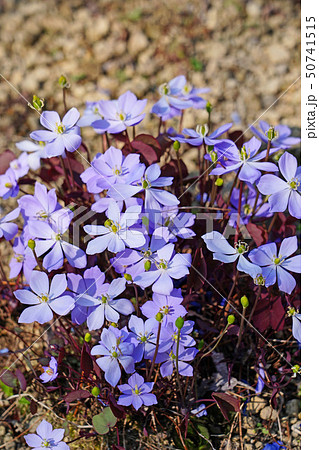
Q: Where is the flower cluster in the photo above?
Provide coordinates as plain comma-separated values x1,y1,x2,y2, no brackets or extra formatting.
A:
1,74,300,447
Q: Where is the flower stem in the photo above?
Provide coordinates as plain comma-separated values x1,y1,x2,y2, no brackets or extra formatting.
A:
175,329,185,409
125,129,133,152
248,285,262,323
59,156,71,191
234,180,244,244
148,321,162,381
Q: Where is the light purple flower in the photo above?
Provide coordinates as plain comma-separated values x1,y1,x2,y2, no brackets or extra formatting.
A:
128,315,157,362
191,404,207,417
135,164,179,211
202,231,261,278
10,153,29,178
0,207,20,240
40,356,58,383
19,182,60,224
91,327,135,387
228,183,272,227
16,139,48,170
9,235,37,282
257,152,301,219
30,108,81,158
151,76,193,118
15,271,75,324
292,312,301,345
178,82,210,109
255,364,265,395
141,289,187,326
210,137,278,183
84,201,145,254
77,101,102,127
135,243,191,295
156,345,198,378
0,168,19,199
117,373,157,410
92,91,147,134
110,231,168,281
171,123,232,147
250,120,300,149
155,206,196,242
24,419,69,449
68,266,107,325
28,208,87,272
248,236,301,294
76,277,134,330
159,320,196,353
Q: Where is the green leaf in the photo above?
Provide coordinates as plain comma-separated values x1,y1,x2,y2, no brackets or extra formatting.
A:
19,397,30,405
0,380,13,397
197,424,210,440
92,407,117,435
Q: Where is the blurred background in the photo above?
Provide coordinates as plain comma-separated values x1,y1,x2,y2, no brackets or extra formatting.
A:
0,0,300,149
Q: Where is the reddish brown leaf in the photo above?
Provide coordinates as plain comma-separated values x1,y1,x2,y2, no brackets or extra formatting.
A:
81,343,93,378
65,390,91,403
0,149,16,174
252,293,286,333
15,369,27,391
211,392,240,421
246,223,268,247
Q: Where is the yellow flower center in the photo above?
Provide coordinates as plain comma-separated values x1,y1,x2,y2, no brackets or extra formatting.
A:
56,123,66,134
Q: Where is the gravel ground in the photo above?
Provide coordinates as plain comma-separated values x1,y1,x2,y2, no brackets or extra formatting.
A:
0,0,301,448
0,0,300,151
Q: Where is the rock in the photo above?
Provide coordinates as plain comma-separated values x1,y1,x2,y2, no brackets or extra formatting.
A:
85,17,110,41
246,396,267,414
266,44,290,64
286,399,301,416
260,406,278,421
128,31,148,57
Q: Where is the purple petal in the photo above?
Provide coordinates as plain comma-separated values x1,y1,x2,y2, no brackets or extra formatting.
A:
62,107,80,128
278,152,297,181
30,271,49,296
19,304,53,324
50,295,74,315
277,266,296,294
279,236,297,259
49,274,67,299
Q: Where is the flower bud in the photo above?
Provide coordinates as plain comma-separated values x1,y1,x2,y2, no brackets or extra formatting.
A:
292,364,301,375
124,273,132,281
84,332,91,343
28,239,36,250
155,312,163,322
206,101,213,114
227,314,235,325
29,94,44,112
144,260,151,271
215,177,223,187
110,322,118,327
240,295,249,309
173,140,180,151
265,126,277,141
175,316,184,330
91,387,100,397
58,75,70,88
131,297,137,305
254,274,265,286
198,339,204,351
